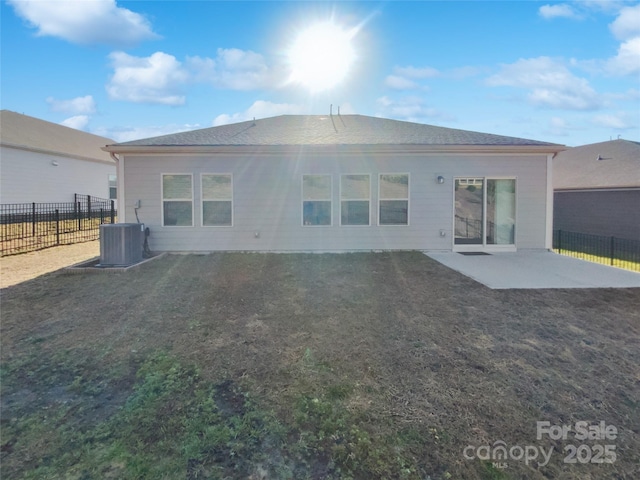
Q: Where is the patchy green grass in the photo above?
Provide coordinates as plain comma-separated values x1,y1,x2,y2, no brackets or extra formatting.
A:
1,350,436,479
1,252,639,479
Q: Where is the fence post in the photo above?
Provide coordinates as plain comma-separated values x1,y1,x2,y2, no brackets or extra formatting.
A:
610,236,615,266
87,196,92,221
55,209,60,245
1,195,122,256
558,230,562,254
32,202,36,237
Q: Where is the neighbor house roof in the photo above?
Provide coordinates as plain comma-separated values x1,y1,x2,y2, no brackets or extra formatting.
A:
105,115,564,153
0,110,115,164
554,139,640,190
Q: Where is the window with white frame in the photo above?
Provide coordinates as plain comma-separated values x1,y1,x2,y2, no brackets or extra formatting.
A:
202,174,233,226
162,174,193,226
341,174,370,225
379,174,409,225
302,175,331,225
108,174,117,200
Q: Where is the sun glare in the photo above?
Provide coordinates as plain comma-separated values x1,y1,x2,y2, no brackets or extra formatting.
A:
287,22,356,92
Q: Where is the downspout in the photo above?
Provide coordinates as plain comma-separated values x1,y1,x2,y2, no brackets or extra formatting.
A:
545,152,557,250
110,152,125,223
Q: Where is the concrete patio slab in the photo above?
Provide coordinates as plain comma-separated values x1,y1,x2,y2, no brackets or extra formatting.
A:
425,250,640,289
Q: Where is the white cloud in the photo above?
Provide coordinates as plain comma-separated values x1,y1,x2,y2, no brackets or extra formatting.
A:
585,4,640,77
384,64,481,91
383,65,440,91
187,48,275,90
583,1,629,13
106,51,189,105
105,48,285,105
603,4,640,76
335,102,356,115
538,2,638,90
7,0,158,47
550,117,570,129
46,95,96,115
486,57,602,110
539,4,581,20
92,123,202,143
375,96,452,123
591,112,636,129
620,88,640,100
545,116,573,137
450,66,483,79
384,75,419,90
60,115,90,131
213,101,308,126
605,36,640,75
609,4,640,40
393,66,440,79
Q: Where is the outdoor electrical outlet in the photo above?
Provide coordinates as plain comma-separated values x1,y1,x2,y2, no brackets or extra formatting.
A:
255,231,260,238
134,200,141,208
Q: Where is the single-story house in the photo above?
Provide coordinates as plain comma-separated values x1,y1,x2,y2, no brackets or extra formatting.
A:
554,139,640,241
103,114,564,253
0,110,116,204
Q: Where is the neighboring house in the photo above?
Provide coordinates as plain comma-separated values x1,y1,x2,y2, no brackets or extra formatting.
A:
553,139,640,241
0,110,116,204
103,114,564,253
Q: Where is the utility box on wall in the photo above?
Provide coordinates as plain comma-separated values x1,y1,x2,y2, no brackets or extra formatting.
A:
100,223,144,266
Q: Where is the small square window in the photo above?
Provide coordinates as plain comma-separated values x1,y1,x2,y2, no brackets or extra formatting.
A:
341,174,370,226
202,174,233,226
302,175,332,226
379,174,409,225
162,174,193,226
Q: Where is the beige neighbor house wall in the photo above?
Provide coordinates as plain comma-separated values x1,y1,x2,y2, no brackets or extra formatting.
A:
1,145,116,204
0,110,115,204
120,149,549,252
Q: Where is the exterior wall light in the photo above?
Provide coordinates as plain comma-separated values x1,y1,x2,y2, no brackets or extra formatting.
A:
51,160,59,166
437,175,445,184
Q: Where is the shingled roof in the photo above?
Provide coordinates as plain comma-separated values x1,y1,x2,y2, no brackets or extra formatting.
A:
110,114,561,148
1,110,114,163
554,139,640,190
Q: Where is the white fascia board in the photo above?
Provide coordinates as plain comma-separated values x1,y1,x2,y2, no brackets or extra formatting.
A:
102,144,566,156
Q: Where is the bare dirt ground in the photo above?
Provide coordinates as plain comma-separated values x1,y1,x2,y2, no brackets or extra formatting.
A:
0,241,99,289
1,251,639,479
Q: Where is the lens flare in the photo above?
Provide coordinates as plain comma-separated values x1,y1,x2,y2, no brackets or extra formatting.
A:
287,22,357,92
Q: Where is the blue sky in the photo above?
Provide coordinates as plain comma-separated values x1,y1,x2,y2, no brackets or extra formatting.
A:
2,0,639,146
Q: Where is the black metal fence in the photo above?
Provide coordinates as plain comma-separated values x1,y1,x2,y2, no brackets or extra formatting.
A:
454,216,509,244
0,194,116,256
455,214,482,242
553,230,640,272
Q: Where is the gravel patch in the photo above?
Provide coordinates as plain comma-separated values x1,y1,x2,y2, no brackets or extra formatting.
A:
0,241,99,289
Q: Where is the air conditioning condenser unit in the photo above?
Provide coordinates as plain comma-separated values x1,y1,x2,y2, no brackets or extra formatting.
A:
100,223,145,266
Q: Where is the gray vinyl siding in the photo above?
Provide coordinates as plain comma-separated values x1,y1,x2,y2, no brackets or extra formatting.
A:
554,190,640,241
123,153,549,252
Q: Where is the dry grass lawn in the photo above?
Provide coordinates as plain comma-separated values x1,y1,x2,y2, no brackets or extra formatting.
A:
1,250,639,479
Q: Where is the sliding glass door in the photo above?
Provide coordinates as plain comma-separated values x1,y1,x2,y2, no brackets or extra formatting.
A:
454,178,484,245
486,179,516,245
455,178,516,249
